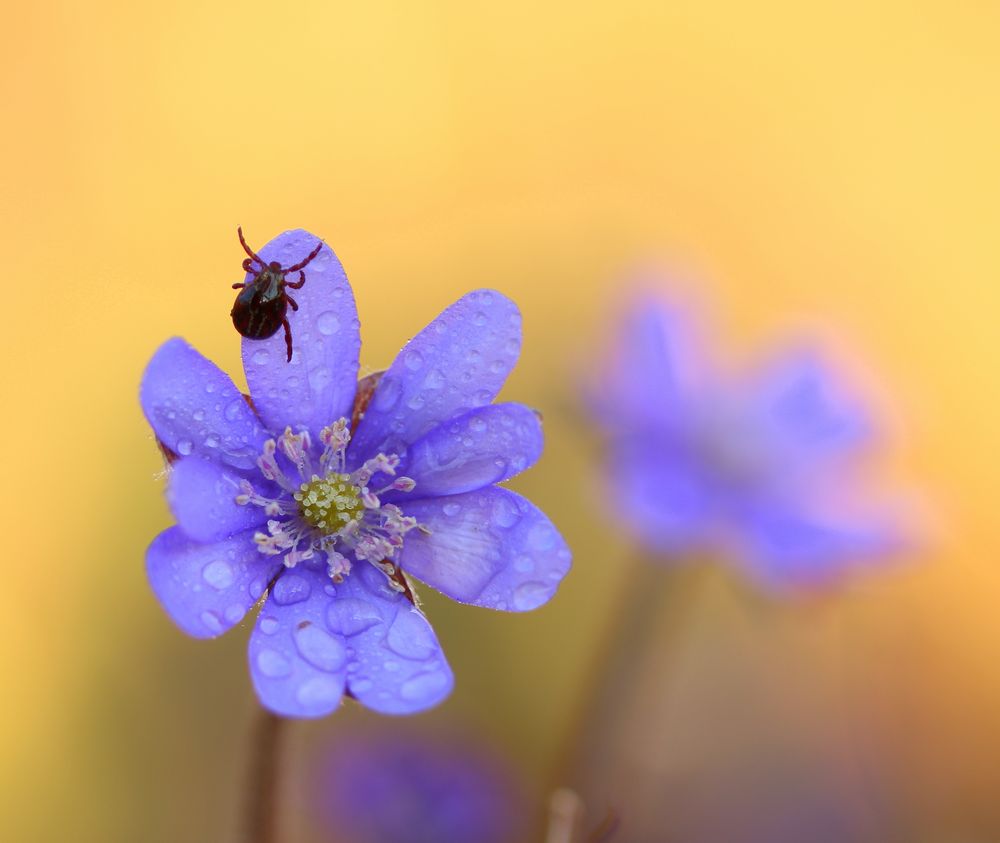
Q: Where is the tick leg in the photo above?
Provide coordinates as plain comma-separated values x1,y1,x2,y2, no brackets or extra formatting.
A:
285,270,306,290
286,294,299,311
285,240,323,273
282,317,293,362
237,227,266,266
232,282,246,289
242,258,258,273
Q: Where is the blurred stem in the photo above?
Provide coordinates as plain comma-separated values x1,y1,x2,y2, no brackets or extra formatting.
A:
553,556,707,835
240,707,286,843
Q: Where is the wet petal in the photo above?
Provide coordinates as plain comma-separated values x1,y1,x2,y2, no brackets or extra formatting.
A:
140,338,269,471
588,295,707,431
241,229,361,440
249,566,349,718
348,289,521,463
335,565,454,714
399,488,571,611
609,435,719,556
395,403,543,499
145,526,281,639
167,458,267,543
745,349,872,465
735,500,899,590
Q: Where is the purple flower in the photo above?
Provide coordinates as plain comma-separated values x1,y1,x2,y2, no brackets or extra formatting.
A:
140,229,571,717
588,292,899,590
313,729,528,843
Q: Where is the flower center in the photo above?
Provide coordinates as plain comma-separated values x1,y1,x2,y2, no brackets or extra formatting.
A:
235,418,423,589
295,473,365,530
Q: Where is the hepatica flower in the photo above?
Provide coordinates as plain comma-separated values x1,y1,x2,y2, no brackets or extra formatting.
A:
313,730,527,843
588,293,898,589
140,229,570,717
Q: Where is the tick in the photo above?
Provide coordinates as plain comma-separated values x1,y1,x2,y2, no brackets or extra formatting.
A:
230,227,323,362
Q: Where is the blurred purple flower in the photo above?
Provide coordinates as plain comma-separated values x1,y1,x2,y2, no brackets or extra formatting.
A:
313,730,528,843
588,292,899,589
140,229,570,718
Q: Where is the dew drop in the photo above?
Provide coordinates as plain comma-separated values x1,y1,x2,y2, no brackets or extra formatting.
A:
469,416,488,433
308,366,332,392
259,616,279,635
201,559,236,591
504,338,520,356
294,623,347,672
400,671,449,702
528,523,557,551
350,678,374,695
200,610,224,634
386,611,436,660
403,350,424,371
492,496,520,528
204,435,219,449
224,398,244,421
272,574,311,606
224,603,244,624
316,311,340,335
473,311,488,326
256,649,293,678
489,360,506,375
406,394,426,411
325,598,381,636
442,502,462,517
514,554,534,573
295,676,341,708
513,581,551,611
252,349,270,366
176,439,194,456
206,382,217,394
372,376,402,411
424,369,446,390
193,409,206,422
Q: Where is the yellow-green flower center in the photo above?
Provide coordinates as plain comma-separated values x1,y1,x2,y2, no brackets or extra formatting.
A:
293,473,364,531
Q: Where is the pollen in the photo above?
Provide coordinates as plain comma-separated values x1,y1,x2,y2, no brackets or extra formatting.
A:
294,473,364,531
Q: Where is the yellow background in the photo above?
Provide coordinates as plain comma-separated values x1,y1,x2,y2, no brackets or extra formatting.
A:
2,1,999,840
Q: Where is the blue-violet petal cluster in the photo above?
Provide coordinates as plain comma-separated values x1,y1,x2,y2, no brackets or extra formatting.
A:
141,229,571,717
588,292,898,589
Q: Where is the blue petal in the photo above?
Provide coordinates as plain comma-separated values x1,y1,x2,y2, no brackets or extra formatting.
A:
399,488,571,611
140,338,269,471
145,526,281,639
167,457,267,543
735,501,898,589
394,403,543,499
335,564,454,714
348,290,521,464
745,349,871,464
240,229,361,440
249,566,349,718
608,435,719,556
589,295,706,431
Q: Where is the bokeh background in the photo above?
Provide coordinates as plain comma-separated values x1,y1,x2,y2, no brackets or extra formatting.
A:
2,1,999,841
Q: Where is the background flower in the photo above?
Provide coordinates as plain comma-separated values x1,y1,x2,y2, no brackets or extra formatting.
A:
140,230,570,717
311,726,530,843
588,291,902,589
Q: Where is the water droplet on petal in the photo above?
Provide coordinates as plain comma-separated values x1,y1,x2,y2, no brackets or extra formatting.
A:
202,560,235,590
272,574,311,606
403,350,424,371
513,581,551,610
528,523,557,551
325,598,381,636
442,502,462,517
469,416,487,433
200,610,224,634
295,676,341,708
204,435,219,449
473,311,488,326
193,409,206,422
252,349,270,366
400,671,449,702
514,554,534,573
259,616,279,635
177,439,194,456
492,496,520,528
316,311,340,335
224,398,245,421
294,623,347,672
224,603,244,624
256,648,293,678
308,366,332,392
386,611,436,660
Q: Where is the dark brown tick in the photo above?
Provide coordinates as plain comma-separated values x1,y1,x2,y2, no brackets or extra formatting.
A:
230,227,323,362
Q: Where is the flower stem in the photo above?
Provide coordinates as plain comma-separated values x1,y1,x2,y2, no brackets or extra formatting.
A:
553,556,707,834
240,706,286,843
